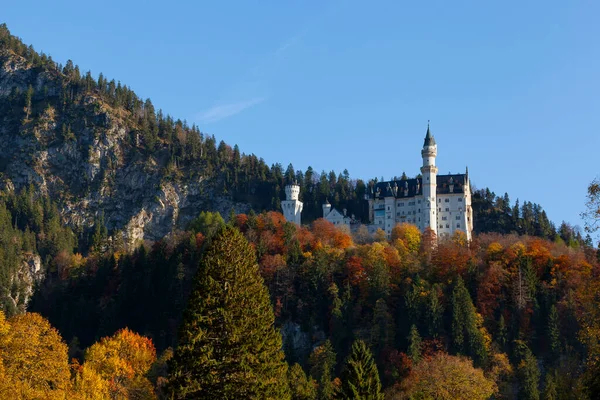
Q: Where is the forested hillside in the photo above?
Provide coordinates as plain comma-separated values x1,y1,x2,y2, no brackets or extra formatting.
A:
9,210,600,398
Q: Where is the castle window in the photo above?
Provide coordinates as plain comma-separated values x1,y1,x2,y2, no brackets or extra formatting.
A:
387,206,390,210
445,208,449,212
457,223,461,228
446,224,450,228
418,209,420,213
438,208,441,212
458,198,463,202
445,198,449,203
398,202,404,207
438,199,442,203
440,225,443,229
456,215,460,220
442,216,447,221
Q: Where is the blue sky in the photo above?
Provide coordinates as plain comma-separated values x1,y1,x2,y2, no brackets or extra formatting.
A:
3,1,599,231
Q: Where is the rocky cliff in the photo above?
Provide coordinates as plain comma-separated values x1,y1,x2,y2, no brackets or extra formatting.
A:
0,46,249,248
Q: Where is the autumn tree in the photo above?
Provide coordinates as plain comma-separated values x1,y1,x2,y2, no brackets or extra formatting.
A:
337,340,384,400
83,328,157,399
397,353,496,400
0,312,71,398
167,226,290,399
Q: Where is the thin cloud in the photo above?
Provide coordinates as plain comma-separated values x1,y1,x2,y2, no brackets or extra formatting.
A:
195,97,266,123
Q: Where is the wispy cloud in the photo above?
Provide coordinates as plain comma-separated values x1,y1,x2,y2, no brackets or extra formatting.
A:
195,97,266,123
194,2,342,125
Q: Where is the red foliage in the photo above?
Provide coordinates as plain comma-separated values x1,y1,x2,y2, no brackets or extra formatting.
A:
344,255,366,286
477,261,509,320
381,349,412,385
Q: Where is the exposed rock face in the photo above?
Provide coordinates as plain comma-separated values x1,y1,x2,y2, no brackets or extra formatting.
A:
0,49,249,245
1,253,43,314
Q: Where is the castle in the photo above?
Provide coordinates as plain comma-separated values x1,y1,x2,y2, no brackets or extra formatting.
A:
365,125,473,240
281,125,473,240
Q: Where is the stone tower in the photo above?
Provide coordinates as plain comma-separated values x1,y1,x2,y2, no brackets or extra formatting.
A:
282,182,303,225
420,123,438,232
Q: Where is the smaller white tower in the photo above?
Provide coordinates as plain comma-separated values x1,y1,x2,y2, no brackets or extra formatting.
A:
282,183,303,225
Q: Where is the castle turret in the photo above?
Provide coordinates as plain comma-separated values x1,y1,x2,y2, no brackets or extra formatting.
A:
420,123,438,232
282,182,303,225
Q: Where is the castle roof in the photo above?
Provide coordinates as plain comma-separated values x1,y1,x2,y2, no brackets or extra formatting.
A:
423,124,436,147
370,174,468,199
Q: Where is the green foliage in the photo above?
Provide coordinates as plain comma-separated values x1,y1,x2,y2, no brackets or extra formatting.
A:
167,226,289,399
288,363,318,400
547,305,560,360
337,340,384,400
543,371,558,400
407,324,422,363
451,277,488,366
515,340,540,400
187,210,225,238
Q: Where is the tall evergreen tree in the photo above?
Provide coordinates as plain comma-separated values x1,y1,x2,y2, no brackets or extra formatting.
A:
288,363,318,400
547,305,560,361
515,340,540,400
167,226,290,399
337,340,384,400
407,325,422,364
451,277,488,365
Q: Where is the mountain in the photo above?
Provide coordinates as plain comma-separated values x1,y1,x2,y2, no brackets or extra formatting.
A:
0,24,260,247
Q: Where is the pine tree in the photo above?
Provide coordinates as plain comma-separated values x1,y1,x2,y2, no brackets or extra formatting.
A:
337,340,384,400
543,371,557,400
288,363,317,400
515,340,540,400
167,226,290,399
451,277,488,365
407,324,422,363
547,305,560,360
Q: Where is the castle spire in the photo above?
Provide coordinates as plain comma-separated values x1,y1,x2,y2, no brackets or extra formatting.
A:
423,121,436,147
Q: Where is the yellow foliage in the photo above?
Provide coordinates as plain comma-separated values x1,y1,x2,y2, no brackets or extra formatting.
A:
391,223,422,254
0,312,72,398
486,242,504,259
72,362,111,400
84,328,157,399
399,353,497,400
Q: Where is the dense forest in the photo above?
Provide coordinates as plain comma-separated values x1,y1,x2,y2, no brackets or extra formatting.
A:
3,208,600,398
2,22,600,399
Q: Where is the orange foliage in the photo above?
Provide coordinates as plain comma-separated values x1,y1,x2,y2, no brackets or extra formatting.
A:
84,328,157,399
311,218,353,249
431,240,472,281
235,213,249,232
195,232,205,249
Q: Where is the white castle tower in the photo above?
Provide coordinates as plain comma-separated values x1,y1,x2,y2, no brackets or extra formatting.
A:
282,182,303,225
420,123,438,232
